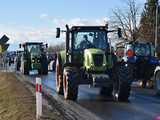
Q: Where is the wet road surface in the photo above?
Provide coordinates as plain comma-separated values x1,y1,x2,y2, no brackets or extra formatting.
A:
27,72,160,120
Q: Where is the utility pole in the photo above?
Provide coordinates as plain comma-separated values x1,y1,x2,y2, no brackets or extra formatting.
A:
133,0,137,41
155,0,158,56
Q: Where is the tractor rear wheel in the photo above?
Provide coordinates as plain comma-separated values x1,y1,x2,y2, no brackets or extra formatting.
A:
55,55,63,95
16,62,20,71
113,64,133,102
21,60,29,75
63,67,78,101
42,57,48,75
24,63,29,75
142,80,147,88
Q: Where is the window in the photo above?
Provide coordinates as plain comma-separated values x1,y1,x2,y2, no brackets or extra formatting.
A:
27,44,41,55
73,31,108,50
134,43,150,56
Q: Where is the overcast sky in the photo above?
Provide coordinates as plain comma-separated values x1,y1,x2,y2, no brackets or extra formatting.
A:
0,0,146,51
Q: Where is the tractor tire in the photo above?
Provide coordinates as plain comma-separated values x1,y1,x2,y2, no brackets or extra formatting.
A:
16,62,20,71
16,59,20,71
55,55,63,95
20,58,29,75
155,71,160,95
42,57,48,75
113,64,133,102
142,80,147,88
42,68,48,75
63,67,78,101
20,55,30,75
100,86,113,97
23,62,29,75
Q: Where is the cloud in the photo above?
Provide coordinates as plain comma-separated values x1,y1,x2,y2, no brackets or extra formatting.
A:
40,13,109,27
40,13,49,20
0,16,111,51
0,24,60,51
52,17,109,27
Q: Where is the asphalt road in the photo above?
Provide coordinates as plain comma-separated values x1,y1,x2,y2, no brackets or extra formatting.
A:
27,71,160,120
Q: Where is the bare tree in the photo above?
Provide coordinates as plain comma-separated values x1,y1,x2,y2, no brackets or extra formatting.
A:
47,42,65,53
112,0,140,41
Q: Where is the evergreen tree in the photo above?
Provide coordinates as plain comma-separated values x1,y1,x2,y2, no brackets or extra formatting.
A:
139,0,160,44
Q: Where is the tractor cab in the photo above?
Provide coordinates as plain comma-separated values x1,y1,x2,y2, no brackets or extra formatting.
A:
116,41,155,61
21,42,47,54
125,41,154,57
56,25,114,72
71,26,108,50
71,26,110,72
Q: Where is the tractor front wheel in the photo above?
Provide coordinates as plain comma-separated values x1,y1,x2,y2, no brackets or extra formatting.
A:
63,67,78,101
21,61,29,75
142,80,147,88
56,56,63,95
113,64,133,102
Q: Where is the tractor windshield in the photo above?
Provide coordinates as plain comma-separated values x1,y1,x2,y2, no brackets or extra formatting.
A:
73,31,108,50
27,44,41,55
134,43,150,56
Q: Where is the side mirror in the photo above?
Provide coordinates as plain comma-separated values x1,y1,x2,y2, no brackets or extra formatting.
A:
118,28,122,38
19,44,21,48
66,24,69,31
56,28,61,38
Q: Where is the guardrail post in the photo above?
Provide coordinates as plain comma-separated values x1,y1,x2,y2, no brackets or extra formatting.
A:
36,77,42,119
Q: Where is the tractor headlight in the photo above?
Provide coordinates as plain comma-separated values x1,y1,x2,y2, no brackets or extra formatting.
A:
32,59,35,63
91,63,94,66
103,63,106,66
90,63,94,70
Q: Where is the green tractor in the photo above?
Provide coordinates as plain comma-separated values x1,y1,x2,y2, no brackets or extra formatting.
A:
55,24,133,101
20,42,48,75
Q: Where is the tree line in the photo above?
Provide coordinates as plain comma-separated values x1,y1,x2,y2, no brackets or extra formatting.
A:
113,0,160,44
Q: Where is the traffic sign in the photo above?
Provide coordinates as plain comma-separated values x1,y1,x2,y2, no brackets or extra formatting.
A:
0,35,9,44
0,35,9,53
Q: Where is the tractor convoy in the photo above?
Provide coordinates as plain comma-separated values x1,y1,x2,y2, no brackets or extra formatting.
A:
14,24,160,101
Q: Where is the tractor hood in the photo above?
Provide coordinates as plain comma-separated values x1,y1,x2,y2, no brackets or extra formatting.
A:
84,48,107,72
84,48,105,55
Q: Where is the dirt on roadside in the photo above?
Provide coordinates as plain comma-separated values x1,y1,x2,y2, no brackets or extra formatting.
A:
0,72,36,120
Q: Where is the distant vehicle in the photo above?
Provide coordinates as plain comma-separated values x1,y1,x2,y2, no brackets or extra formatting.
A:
47,53,57,71
6,51,16,66
15,50,23,71
116,41,159,88
19,42,48,75
55,24,133,101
